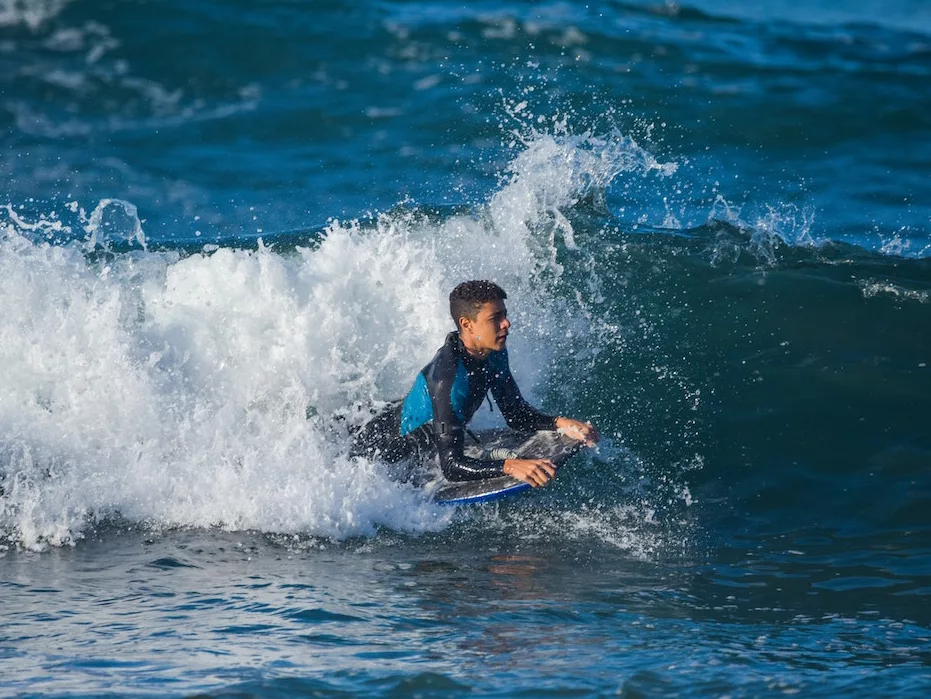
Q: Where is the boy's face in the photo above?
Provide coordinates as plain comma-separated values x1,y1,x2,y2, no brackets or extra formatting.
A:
461,299,511,354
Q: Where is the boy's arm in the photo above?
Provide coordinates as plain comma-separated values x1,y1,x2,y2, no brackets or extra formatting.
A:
490,359,558,433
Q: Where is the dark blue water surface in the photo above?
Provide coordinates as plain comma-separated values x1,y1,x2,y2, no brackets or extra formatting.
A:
2,1,930,696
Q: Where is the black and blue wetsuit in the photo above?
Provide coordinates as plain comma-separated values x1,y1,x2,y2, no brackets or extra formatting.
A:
351,331,557,481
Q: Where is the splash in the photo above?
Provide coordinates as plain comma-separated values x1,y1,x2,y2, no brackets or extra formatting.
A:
0,218,452,550
2,198,147,250
0,128,674,551
879,228,931,259
84,199,147,249
705,195,820,266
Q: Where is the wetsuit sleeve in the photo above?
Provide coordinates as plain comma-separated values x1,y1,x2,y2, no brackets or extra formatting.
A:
427,355,507,481
491,361,558,433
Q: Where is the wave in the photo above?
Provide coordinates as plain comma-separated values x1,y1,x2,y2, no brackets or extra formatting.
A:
0,130,687,551
3,124,929,554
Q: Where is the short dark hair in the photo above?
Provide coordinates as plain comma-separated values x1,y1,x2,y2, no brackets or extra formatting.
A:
449,280,507,329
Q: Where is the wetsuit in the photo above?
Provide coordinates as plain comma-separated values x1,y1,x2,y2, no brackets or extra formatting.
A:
351,332,557,481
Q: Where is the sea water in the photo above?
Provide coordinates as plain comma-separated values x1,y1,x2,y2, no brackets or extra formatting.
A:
1,1,929,696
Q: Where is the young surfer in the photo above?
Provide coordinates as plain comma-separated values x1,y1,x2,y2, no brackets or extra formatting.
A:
351,280,599,487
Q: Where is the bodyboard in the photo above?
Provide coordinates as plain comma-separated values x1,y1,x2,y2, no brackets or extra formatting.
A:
431,429,583,505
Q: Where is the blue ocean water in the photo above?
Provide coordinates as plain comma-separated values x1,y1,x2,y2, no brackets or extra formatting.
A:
1,0,930,696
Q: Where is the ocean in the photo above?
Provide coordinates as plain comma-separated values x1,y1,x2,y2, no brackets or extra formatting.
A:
1,0,930,696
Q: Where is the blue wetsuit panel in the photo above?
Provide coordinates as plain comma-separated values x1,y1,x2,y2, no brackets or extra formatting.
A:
400,373,431,437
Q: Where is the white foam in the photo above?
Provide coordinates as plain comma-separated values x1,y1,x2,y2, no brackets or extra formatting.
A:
859,279,930,304
0,130,668,550
0,0,73,30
